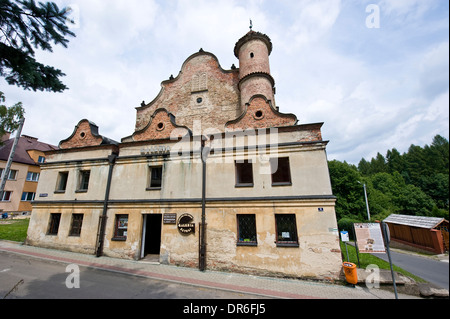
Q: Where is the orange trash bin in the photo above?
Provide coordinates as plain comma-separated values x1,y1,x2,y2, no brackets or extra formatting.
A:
343,262,358,285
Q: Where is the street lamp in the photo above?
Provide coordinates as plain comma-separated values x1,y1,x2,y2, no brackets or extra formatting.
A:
357,181,371,221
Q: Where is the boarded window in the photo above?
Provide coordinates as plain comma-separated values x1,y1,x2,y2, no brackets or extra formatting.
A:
235,160,254,187
69,214,84,237
270,157,292,186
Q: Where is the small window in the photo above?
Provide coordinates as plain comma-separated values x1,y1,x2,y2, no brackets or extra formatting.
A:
77,170,90,192
7,170,17,180
48,213,61,235
270,157,292,186
237,214,257,246
21,192,35,201
26,172,40,182
56,172,69,192
1,191,12,202
38,156,46,163
235,160,253,187
148,166,163,189
113,214,128,240
275,214,299,247
69,214,84,237
250,52,254,58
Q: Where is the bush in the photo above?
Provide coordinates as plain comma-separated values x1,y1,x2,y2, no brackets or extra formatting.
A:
337,217,362,241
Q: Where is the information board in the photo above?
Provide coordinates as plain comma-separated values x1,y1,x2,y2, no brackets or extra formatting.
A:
354,223,386,253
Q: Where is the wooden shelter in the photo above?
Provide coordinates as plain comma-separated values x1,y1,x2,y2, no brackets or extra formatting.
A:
384,214,449,254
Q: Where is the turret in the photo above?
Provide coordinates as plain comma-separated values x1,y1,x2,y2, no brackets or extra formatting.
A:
234,31,276,111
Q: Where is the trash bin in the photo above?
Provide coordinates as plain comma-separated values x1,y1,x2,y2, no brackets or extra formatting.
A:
343,262,358,285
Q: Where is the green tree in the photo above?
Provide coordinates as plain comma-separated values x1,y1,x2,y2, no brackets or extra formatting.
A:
328,160,366,221
0,0,75,92
0,91,24,140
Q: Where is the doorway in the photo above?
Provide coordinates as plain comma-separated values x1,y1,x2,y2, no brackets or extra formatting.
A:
141,214,162,261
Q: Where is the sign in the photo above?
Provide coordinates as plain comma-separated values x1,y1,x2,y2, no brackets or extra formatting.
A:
141,145,171,156
177,213,195,234
163,213,177,224
354,223,386,253
340,231,349,242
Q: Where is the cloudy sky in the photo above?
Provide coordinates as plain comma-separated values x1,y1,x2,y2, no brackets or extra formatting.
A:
1,0,448,164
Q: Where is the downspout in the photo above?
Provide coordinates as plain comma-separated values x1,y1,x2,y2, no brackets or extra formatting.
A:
96,152,118,257
199,137,209,271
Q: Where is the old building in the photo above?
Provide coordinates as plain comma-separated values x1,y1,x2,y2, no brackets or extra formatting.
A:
0,134,58,217
26,30,343,280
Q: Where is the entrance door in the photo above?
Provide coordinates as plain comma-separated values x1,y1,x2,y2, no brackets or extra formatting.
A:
142,214,162,258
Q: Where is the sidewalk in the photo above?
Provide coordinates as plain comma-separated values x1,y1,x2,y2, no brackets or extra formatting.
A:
0,240,421,299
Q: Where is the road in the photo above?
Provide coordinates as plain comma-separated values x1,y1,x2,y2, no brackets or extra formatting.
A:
373,249,449,289
0,251,266,299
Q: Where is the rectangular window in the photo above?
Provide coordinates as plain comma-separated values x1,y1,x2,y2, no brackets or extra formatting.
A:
21,192,35,201
6,170,18,180
148,166,163,189
235,160,254,187
69,214,84,237
270,157,292,186
113,214,128,240
26,172,40,182
1,191,12,201
237,214,257,246
48,213,61,235
38,156,46,163
56,172,69,192
77,170,90,192
275,214,299,247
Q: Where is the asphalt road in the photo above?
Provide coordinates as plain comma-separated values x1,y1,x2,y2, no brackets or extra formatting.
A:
372,249,449,289
0,251,266,299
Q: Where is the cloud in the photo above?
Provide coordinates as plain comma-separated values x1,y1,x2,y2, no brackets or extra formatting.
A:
1,0,448,166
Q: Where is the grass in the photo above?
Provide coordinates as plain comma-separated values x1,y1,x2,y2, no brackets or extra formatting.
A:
340,241,427,283
0,218,30,242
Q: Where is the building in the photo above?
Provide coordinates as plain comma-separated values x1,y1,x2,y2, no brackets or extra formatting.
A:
26,30,343,280
384,214,449,254
0,133,58,217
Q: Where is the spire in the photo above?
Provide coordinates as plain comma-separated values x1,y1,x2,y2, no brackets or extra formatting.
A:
249,19,253,31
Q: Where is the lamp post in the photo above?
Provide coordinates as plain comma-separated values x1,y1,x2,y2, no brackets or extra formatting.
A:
358,181,371,221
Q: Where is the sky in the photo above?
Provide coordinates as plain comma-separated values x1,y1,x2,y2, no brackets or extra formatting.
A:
1,0,448,165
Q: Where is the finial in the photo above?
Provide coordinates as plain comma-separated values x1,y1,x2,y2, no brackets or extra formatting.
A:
249,19,253,31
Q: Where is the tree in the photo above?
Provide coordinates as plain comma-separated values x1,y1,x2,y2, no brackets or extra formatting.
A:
0,91,24,140
0,0,75,92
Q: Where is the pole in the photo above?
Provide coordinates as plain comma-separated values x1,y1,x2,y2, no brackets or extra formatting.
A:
199,136,209,271
0,117,25,201
382,222,398,299
363,183,371,221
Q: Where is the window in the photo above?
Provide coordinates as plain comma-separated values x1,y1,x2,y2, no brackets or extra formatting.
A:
2,169,18,180
235,160,253,187
270,157,292,186
56,172,69,192
1,191,12,201
21,192,35,201
275,214,299,247
148,166,162,189
77,170,90,192
113,214,128,240
237,214,257,246
48,213,61,235
26,172,40,182
69,214,84,237
38,156,46,163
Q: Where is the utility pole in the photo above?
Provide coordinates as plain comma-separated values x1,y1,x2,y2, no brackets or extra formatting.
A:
0,117,25,202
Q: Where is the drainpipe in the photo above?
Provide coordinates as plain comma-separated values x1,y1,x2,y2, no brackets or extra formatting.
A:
199,136,210,271
96,152,118,257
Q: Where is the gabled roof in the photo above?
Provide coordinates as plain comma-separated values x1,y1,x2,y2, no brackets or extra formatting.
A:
384,214,448,229
0,135,58,165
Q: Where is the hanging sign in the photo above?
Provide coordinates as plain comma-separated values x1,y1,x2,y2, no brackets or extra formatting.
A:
354,223,386,253
177,213,195,234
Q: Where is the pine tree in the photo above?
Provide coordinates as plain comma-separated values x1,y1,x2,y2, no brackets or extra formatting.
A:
0,0,75,92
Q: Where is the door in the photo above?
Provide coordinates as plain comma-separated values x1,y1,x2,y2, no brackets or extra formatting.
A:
142,214,162,258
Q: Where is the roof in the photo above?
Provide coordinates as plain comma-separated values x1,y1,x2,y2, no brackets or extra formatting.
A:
384,214,448,229
0,135,59,165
